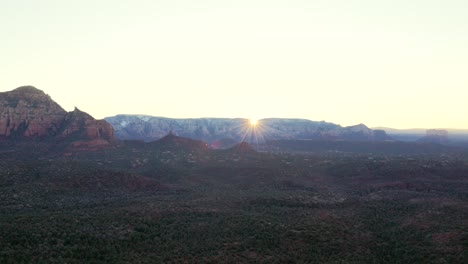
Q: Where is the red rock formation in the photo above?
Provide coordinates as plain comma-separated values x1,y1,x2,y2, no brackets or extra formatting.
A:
0,86,66,138
60,107,114,141
0,86,115,145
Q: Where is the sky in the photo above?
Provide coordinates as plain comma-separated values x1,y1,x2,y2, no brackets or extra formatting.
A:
1,0,467,129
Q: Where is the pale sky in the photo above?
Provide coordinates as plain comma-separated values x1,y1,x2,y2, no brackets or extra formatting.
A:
1,0,467,128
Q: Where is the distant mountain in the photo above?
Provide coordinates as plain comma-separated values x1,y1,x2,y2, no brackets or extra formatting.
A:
373,127,427,135
417,129,450,144
374,127,468,135
105,115,390,145
0,86,115,149
374,127,468,143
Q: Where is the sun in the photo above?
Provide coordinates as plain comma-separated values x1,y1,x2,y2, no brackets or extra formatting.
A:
249,118,258,126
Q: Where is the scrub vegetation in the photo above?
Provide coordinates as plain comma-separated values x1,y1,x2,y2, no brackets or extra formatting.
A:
0,139,467,263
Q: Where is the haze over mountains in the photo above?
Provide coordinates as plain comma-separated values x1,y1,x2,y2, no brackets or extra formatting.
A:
374,127,468,143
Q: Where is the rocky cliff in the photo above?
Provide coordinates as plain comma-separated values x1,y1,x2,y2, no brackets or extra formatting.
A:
105,115,390,145
0,86,66,138
60,107,114,141
0,86,114,145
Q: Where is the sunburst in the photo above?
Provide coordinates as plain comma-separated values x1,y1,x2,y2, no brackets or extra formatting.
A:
249,118,258,126
226,118,287,152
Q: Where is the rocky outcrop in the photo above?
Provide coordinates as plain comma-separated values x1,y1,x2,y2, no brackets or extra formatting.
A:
105,115,390,144
0,86,66,138
60,107,114,140
0,86,114,145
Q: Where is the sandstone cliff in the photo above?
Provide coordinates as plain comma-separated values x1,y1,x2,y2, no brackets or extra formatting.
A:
60,107,114,141
0,86,66,138
0,86,114,145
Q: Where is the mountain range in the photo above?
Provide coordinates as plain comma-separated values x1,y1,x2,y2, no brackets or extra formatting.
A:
105,115,390,146
6,86,467,150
